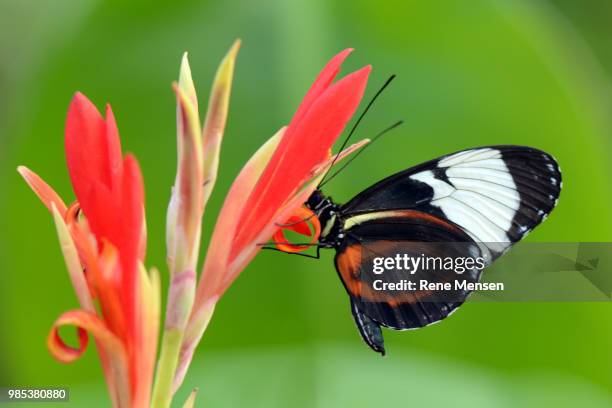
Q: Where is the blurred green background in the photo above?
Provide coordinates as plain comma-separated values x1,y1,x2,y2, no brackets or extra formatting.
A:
1,0,611,406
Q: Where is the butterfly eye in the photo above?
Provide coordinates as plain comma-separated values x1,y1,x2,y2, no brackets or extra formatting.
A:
273,206,321,253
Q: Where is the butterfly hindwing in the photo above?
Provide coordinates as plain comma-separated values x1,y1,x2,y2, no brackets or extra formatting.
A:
335,210,484,352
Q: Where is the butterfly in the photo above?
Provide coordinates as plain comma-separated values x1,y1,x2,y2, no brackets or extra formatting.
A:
271,145,561,355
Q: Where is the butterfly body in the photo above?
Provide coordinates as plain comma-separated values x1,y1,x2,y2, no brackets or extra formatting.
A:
300,145,561,355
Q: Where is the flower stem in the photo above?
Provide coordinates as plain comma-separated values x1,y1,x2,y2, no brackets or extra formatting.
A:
152,269,196,408
151,328,184,408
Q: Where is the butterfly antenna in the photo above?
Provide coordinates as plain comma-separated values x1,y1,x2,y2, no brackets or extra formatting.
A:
317,74,396,188
318,120,403,188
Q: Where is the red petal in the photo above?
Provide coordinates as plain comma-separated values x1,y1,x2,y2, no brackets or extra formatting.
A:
65,93,124,216
289,48,352,133
120,156,145,345
47,309,126,364
232,64,370,259
104,104,124,184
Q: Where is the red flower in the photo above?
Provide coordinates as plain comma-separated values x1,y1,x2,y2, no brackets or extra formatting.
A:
174,48,371,390
202,48,370,303
19,45,374,406
65,94,146,337
19,94,158,408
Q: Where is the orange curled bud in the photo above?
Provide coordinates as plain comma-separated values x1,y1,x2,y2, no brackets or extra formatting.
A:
273,206,321,253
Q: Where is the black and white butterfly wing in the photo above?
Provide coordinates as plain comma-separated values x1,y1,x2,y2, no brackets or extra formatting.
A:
334,146,561,353
341,146,561,261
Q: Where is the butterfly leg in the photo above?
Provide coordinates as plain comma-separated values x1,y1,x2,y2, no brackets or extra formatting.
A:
350,298,385,356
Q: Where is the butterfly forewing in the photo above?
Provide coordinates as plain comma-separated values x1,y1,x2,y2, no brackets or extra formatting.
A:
340,146,561,259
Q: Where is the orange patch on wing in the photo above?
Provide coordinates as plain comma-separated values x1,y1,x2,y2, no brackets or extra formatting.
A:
335,244,363,297
337,239,453,306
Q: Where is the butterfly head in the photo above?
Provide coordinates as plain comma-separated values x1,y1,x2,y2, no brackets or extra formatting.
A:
305,189,340,242
305,189,327,211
